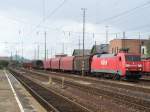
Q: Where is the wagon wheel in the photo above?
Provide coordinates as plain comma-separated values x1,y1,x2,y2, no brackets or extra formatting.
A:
113,73,121,80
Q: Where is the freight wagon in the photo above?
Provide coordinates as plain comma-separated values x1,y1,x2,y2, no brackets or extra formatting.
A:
73,55,91,74
32,60,44,69
44,55,92,74
60,56,74,72
43,59,51,70
51,57,61,71
22,62,32,69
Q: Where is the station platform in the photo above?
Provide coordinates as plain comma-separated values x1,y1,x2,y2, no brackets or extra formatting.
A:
0,70,46,112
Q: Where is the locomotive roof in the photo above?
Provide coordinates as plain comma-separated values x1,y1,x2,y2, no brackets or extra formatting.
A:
96,52,141,58
96,53,116,58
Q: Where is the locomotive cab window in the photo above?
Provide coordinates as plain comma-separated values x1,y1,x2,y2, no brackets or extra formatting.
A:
125,55,141,61
97,54,101,57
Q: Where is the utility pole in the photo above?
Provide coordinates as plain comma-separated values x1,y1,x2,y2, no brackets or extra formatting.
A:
16,50,17,61
34,48,36,60
139,32,141,54
105,25,109,44
81,8,86,77
122,32,126,52
37,44,40,59
43,0,47,61
93,33,96,52
21,35,23,63
44,31,47,61
62,42,64,54
116,33,118,39
47,49,48,59
36,31,40,59
93,33,95,44
10,51,12,61
51,48,53,58
19,30,23,63
95,41,97,52
78,37,81,50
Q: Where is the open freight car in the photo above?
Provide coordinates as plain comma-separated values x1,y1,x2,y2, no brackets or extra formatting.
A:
32,60,44,69
73,55,92,74
43,59,51,70
23,62,32,69
51,57,61,71
60,56,74,72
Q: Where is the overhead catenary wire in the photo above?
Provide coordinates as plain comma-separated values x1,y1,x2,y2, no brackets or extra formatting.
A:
26,0,68,37
1,0,150,58
126,24,150,31
1,0,149,33
55,0,150,40
2,0,149,39
96,0,150,24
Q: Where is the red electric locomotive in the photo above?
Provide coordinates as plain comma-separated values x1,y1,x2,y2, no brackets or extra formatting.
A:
91,52,143,80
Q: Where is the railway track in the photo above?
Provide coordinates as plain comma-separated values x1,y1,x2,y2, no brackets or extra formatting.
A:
20,68,150,112
9,68,92,112
28,69,150,94
140,78,150,83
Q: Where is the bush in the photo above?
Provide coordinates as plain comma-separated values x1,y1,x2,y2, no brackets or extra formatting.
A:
0,60,9,69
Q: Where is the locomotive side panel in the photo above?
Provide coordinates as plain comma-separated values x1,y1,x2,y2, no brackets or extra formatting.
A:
142,60,150,73
91,54,124,76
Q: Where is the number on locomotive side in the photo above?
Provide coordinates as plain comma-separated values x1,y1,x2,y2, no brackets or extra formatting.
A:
101,60,108,65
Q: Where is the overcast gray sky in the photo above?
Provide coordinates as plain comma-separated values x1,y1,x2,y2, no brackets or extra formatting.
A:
0,0,150,59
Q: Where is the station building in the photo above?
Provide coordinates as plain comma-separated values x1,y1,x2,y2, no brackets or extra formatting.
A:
109,39,148,56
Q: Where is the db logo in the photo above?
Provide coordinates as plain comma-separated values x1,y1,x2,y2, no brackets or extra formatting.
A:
101,60,108,65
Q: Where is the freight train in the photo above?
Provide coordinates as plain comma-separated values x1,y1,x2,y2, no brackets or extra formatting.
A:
23,52,147,80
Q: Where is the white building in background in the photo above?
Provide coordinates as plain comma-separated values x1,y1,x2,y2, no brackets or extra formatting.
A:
141,45,147,56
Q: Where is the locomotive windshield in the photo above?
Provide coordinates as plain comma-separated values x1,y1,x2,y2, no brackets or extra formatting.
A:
125,55,141,61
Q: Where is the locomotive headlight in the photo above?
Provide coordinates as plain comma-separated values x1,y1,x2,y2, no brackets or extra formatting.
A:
126,64,130,67
138,64,142,68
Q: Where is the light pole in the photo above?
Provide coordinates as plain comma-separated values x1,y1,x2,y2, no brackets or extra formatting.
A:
44,31,47,61
81,8,86,76
105,25,109,44
36,31,40,59
19,30,23,64
139,32,141,54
